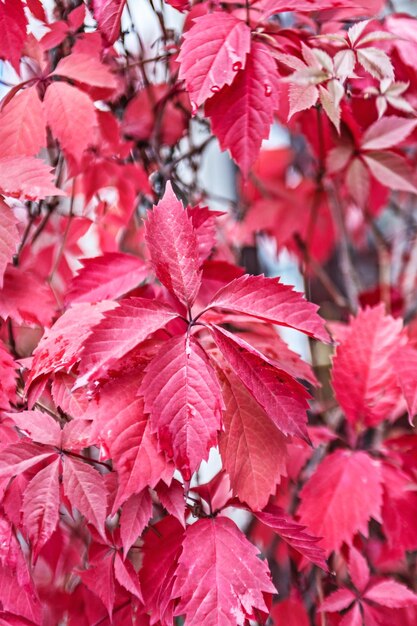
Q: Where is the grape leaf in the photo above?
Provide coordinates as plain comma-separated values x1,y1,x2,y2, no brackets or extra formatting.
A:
91,0,126,45
0,87,46,158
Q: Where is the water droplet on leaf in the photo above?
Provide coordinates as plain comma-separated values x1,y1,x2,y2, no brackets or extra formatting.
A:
264,83,272,97
233,61,242,71
211,85,220,93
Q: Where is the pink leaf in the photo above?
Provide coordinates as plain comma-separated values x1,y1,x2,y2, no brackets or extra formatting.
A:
364,580,417,608
172,516,275,626
79,552,115,618
361,116,417,151
211,325,311,440
6,410,61,447
348,546,370,593
62,456,108,533
0,156,64,200
87,373,173,510
331,305,404,428
140,334,224,477
66,252,148,304
254,505,328,570
51,373,89,419
0,442,57,479
205,41,279,176
393,344,417,424
0,342,17,410
0,266,56,327
298,449,383,555
0,86,46,158
363,150,417,194
51,53,117,90
178,12,251,108
320,589,356,612
113,552,142,600
43,82,97,164
91,0,126,45
218,368,288,511
119,490,153,557
0,199,19,288
22,457,61,556
78,298,179,384
144,182,202,307
205,274,329,341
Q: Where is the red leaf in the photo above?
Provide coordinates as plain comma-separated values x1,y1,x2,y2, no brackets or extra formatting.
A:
348,546,370,593
187,206,223,265
62,456,108,533
144,182,202,307
78,298,179,384
140,334,224,476
392,344,417,424
205,41,279,175
119,490,153,557
0,0,27,73
205,274,329,341
0,342,17,409
363,151,417,194
51,53,117,90
0,199,19,288
91,0,126,45
254,505,328,570
364,580,417,608
113,552,142,600
6,410,61,447
79,552,115,618
178,13,251,108
51,373,89,419
381,463,417,553
0,87,46,158
211,325,311,440
140,517,184,625
361,116,417,151
270,594,310,626
0,566,42,625
320,589,356,612
0,441,57,480
0,266,56,327
22,457,61,556
298,449,383,555
172,516,275,626
66,253,148,304
156,479,186,527
87,373,173,509
43,82,97,164
331,305,404,428
29,301,116,386
0,156,64,200
218,368,288,511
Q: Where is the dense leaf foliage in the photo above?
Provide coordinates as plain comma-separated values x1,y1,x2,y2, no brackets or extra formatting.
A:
1,0,417,624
